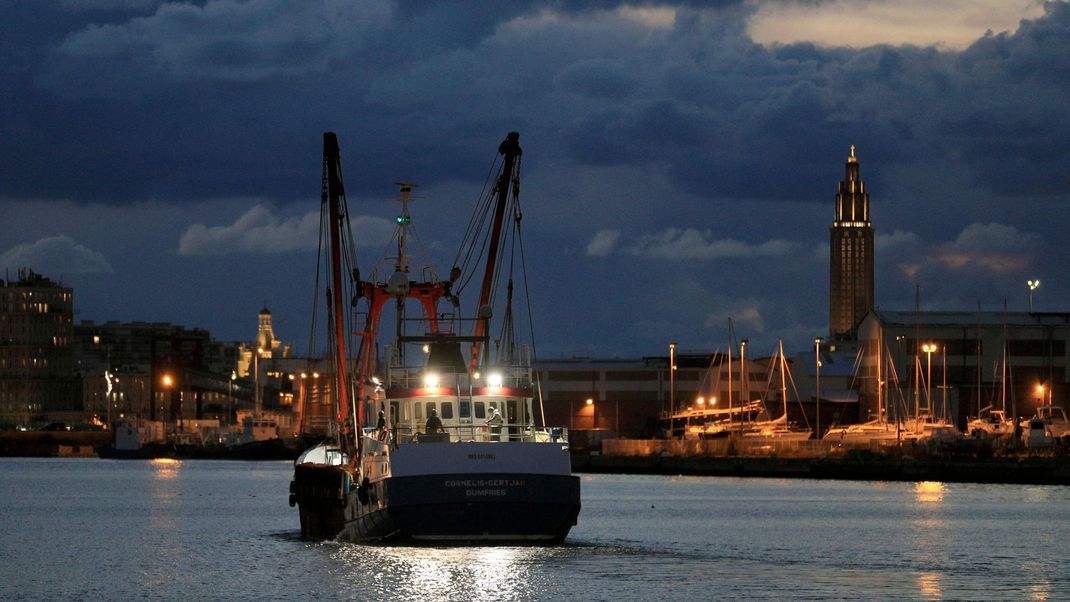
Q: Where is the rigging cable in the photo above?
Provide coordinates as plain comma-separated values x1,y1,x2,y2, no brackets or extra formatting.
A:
512,169,547,427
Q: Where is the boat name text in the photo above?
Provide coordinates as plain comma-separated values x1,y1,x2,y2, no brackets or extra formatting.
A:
445,478,526,489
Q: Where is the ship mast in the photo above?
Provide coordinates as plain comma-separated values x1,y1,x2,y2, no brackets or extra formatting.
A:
470,132,522,370
323,132,355,449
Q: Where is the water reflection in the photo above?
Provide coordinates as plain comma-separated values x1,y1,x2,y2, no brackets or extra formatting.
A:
914,481,945,504
150,457,182,480
148,458,181,545
916,571,942,599
1030,581,1051,601
332,544,551,601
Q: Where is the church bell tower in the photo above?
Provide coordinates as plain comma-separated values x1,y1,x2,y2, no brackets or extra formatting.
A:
829,145,874,340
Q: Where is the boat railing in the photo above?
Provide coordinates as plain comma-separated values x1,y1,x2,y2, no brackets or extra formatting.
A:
373,423,569,445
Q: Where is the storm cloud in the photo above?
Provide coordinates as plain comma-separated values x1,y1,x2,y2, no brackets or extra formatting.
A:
0,0,1067,355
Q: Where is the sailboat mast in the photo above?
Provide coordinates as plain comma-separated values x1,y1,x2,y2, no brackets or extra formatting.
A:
323,132,354,443
876,334,883,422
779,339,788,418
914,284,921,422
727,319,733,427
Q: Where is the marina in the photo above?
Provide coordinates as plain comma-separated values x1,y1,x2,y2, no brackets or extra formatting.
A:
2,3,1070,599
3,458,1069,600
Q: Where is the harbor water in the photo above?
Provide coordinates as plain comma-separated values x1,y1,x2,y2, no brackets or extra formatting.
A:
2,458,1068,600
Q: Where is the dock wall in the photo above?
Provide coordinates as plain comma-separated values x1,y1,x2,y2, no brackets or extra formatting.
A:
573,438,1070,486
0,432,110,457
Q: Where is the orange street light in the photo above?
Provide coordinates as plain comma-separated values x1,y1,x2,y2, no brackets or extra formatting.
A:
162,374,174,387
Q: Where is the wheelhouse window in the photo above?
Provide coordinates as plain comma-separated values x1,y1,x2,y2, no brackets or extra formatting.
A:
415,402,424,420
459,400,471,419
474,401,486,419
441,402,454,420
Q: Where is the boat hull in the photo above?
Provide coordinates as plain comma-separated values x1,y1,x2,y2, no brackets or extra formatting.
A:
339,472,580,543
294,466,580,543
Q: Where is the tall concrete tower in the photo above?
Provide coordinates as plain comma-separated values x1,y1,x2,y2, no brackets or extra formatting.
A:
829,145,874,340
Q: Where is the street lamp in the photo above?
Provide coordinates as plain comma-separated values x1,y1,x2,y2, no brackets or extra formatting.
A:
586,397,595,430
740,339,749,413
1028,279,1040,313
254,347,263,418
1036,383,1047,408
228,370,237,426
921,343,938,415
668,342,677,417
162,373,175,434
815,337,824,438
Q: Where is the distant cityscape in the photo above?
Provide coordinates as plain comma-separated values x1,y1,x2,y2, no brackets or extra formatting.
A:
1,148,1066,443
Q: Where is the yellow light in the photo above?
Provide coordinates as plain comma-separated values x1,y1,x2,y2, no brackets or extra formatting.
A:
697,397,705,405
711,396,717,406
914,481,946,504
422,344,430,353
473,371,481,380
288,374,295,381
1036,384,1045,394
300,372,307,379
424,373,440,387
585,398,593,405
162,374,173,387
922,343,938,353
312,372,320,378
92,335,100,344
488,372,503,387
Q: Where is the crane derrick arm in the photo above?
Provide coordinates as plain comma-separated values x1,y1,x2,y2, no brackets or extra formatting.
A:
470,132,522,370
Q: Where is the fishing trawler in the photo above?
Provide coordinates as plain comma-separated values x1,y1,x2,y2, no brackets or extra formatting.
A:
290,132,580,543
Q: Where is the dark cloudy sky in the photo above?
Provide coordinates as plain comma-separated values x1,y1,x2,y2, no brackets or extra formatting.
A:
2,0,1068,359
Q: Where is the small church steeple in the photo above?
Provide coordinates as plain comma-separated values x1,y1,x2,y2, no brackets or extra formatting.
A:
256,306,275,351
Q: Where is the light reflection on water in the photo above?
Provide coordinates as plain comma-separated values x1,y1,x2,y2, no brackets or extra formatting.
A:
333,544,553,601
914,481,946,503
2,460,1070,600
916,571,942,599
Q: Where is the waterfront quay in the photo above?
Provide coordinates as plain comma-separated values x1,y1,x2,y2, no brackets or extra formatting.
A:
572,437,1070,486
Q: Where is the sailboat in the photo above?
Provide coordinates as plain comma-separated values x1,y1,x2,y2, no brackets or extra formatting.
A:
289,132,580,543
967,336,1015,439
741,340,812,442
824,337,908,445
